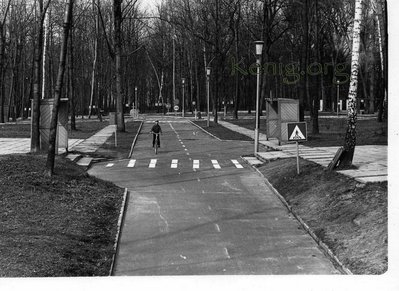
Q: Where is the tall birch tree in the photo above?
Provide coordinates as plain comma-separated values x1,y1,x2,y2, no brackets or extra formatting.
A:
338,0,364,168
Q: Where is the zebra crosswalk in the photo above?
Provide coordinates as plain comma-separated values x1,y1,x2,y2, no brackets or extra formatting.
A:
102,158,246,170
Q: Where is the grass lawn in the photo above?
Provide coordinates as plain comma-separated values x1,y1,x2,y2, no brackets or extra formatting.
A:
257,158,387,275
0,119,108,139
226,117,387,147
0,154,124,277
85,121,142,160
192,120,253,141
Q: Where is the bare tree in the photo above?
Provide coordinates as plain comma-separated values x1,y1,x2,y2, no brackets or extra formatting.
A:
88,0,99,119
0,0,11,124
338,0,365,168
46,0,74,176
31,0,51,153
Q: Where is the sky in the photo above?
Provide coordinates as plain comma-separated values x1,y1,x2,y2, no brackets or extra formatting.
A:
141,0,160,12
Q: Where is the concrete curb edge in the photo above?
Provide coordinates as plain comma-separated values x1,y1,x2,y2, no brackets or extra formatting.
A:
128,120,144,158
247,156,353,275
189,120,222,141
109,188,130,276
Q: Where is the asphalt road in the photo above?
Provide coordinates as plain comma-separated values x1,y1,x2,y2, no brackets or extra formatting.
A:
89,115,339,275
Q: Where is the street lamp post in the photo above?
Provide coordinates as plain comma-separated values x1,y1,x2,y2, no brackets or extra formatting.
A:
182,78,185,117
206,67,211,127
254,41,264,154
336,80,340,116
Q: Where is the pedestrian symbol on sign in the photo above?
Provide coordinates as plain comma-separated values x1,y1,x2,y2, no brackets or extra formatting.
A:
287,122,307,142
289,126,306,141
287,122,307,175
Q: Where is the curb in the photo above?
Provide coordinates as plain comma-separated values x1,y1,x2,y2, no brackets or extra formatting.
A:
189,120,222,141
109,188,130,276
128,120,144,158
246,157,353,275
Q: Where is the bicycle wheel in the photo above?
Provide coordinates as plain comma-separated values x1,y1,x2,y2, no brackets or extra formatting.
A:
155,137,158,154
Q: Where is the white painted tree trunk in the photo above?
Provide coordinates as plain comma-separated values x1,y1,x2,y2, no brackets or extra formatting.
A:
372,0,387,103
42,8,50,99
340,0,364,168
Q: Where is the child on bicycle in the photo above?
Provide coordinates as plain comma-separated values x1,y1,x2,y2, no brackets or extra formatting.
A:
150,120,162,148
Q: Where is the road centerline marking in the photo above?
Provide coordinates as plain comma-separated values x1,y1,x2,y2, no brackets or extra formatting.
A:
224,247,231,259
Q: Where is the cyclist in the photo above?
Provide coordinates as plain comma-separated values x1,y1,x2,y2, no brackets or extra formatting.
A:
150,120,162,148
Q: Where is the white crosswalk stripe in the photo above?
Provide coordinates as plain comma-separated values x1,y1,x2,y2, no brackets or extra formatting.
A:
149,159,157,168
231,159,244,169
171,159,178,168
127,159,136,168
211,160,221,169
103,159,245,170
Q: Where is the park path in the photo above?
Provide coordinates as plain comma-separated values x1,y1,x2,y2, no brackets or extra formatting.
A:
89,117,340,275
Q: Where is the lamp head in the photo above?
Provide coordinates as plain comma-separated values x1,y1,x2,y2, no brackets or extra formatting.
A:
255,41,264,57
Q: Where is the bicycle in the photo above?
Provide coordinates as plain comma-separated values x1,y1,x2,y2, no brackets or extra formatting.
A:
151,132,160,154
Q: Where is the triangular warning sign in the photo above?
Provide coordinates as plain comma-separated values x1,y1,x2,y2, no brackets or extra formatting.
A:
289,125,306,140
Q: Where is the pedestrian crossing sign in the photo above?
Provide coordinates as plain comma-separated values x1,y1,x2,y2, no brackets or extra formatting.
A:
287,122,307,142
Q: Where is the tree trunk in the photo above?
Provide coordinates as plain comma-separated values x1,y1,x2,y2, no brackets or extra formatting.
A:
113,0,125,132
46,0,74,176
0,0,11,123
42,8,50,100
312,0,321,134
89,0,99,119
372,0,387,121
303,0,311,121
68,25,76,130
31,1,48,153
338,0,364,169
369,62,375,113
0,29,5,123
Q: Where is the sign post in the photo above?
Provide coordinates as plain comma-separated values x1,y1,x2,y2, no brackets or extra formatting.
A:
287,122,307,174
114,124,117,147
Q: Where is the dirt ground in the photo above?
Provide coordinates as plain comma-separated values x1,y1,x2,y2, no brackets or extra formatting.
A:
0,154,124,277
257,158,387,275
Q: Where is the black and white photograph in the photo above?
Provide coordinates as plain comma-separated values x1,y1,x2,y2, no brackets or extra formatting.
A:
0,0,396,290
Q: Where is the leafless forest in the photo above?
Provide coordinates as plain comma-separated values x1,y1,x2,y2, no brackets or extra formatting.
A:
0,0,387,129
